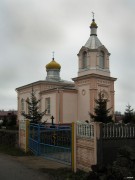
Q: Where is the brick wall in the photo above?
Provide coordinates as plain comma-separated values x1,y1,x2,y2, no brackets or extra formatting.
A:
76,137,95,172
75,122,135,172
75,122,98,172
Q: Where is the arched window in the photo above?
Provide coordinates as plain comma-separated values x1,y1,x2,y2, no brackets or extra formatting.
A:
26,98,29,114
99,51,104,69
45,97,50,114
82,51,87,69
21,98,24,112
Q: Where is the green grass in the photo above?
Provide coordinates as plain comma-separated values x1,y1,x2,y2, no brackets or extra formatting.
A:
0,145,33,156
40,168,88,180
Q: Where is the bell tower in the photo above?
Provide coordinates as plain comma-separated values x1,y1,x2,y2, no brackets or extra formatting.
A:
78,18,110,77
73,16,117,121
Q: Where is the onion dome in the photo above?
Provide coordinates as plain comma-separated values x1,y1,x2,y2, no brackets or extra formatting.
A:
46,58,61,70
90,19,98,28
45,57,61,81
90,19,98,36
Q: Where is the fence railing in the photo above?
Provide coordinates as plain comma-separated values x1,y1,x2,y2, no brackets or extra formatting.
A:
76,122,135,139
102,123,135,139
77,121,94,138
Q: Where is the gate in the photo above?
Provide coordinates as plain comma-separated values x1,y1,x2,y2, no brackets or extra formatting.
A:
29,123,72,165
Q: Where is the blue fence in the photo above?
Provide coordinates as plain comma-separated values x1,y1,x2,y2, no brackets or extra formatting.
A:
29,123,72,165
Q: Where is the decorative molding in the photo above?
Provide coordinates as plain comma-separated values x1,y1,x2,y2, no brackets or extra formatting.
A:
76,80,90,86
100,90,109,99
82,89,86,96
97,79,110,85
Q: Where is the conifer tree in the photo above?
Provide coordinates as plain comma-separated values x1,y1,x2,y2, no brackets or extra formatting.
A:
123,104,134,124
22,88,47,123
89,92,113,123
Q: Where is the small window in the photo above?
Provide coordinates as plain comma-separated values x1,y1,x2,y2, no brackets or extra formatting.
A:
82,51,87,68
99,51,104,69
45,97,50,114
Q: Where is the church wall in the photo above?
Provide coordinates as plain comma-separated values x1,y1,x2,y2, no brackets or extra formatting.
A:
78,68,110,77
63,92,77,123
77,85,90,122
97,79,115,115
17,88,40,121
90,52,97,68
41,93,56,123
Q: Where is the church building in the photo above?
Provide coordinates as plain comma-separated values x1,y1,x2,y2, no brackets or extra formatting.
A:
16,18,117,124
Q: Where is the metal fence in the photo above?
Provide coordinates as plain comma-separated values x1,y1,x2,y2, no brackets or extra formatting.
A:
29,123,72,165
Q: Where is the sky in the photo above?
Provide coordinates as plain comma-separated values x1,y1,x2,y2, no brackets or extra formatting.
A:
0,0,135,113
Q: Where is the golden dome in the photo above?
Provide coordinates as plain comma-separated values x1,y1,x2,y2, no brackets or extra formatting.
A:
90,19,97,28
46,58,61,70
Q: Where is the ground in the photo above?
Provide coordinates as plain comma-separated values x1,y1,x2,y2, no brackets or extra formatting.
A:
0,153,51,180
15,155,70,170
0,147,87,180
0,153,88,179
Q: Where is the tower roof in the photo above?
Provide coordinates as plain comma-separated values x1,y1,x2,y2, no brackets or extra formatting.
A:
84,18,102,49
84,35,102,49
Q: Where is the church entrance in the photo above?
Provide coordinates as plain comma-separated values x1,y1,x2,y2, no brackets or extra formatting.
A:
29,123,72,165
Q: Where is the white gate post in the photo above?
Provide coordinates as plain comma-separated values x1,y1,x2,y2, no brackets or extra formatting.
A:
19,120,30,152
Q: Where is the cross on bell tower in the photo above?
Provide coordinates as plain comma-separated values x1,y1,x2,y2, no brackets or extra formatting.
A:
92,11,94,19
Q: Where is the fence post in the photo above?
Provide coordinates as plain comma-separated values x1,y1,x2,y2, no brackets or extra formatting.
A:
19,120,30,153
93,122,102,165
72,122,77,172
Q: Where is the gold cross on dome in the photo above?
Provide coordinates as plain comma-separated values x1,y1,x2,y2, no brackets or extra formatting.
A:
52,51,55,59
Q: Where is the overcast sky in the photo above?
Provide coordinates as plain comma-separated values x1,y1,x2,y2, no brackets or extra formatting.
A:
0,0,135,113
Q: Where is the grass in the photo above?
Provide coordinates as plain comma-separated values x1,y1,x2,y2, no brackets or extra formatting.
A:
0,145,33,156
40,168,88,180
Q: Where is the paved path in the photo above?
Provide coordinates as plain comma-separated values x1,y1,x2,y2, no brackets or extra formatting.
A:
0,153,51,180
15,155,70,170
0,153,70,180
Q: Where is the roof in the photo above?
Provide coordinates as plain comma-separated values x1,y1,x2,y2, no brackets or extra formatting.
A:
72,73,117,82
84,18,103,50
16,80,75,91
84,35,102,49
46,59,61,70
0,111,17,116
40,86,77,95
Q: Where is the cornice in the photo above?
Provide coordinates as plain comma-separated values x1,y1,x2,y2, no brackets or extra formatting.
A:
16,80,74,92
72,73,117,82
